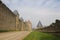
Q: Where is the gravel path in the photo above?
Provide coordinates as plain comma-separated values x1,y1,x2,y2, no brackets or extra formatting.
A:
0,31,31,40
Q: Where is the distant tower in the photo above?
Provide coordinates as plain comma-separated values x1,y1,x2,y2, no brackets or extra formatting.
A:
37,21,43,29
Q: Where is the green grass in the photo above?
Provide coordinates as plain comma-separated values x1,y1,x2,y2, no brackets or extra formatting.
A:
24,31,60,40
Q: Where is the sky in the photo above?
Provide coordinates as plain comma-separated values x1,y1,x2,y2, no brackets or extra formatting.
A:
2,0,60,28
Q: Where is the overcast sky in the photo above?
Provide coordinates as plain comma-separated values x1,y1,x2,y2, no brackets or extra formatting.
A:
2,0,60,28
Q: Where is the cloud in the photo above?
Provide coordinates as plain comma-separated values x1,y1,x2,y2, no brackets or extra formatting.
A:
2,0,60,9
17,6,60,27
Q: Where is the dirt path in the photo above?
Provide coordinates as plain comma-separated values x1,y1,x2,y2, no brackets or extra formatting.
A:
0,31,31,40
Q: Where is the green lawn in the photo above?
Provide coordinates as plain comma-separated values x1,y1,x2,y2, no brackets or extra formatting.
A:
24,31,60,40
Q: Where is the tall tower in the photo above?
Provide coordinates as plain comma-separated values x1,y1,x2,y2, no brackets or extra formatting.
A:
13,10,19,30
37,21,43,29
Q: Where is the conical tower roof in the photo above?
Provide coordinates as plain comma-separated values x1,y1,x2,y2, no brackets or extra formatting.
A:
13,10,19,16
37,21,43,28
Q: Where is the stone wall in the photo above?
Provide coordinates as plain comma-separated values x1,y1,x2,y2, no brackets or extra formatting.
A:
19,19,23,31
27,20,32,31
0,1,16,31
23,20,32,31
0,1,32,31
19,20,32,31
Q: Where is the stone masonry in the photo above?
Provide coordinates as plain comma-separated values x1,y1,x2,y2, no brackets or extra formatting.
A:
0,1,32,31
0,1,16,31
